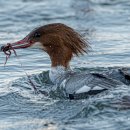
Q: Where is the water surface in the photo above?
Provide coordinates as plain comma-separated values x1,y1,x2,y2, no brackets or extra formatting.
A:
0,0,130,130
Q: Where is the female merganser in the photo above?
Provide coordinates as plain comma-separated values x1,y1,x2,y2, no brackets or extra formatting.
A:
1,23,126,99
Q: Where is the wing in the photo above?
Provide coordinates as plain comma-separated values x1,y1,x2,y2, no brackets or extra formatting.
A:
64,72,123,99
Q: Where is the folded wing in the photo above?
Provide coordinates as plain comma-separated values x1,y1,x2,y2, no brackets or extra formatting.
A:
64,72,123,99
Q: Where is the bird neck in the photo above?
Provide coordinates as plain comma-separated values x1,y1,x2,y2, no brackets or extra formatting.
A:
49,66,71,84
48,47,73,68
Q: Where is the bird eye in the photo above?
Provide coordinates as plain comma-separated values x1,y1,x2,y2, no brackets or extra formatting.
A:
33,32,41,38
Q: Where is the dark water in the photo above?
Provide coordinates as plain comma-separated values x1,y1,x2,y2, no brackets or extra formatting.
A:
0,0,130,130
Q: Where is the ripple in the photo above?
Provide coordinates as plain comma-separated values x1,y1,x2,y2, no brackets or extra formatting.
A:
0,0,130,129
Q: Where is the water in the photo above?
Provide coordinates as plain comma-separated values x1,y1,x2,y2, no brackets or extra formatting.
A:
0,0,130,129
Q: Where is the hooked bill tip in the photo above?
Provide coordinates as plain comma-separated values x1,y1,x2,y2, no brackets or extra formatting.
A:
0,45,5,51
0,44,10,52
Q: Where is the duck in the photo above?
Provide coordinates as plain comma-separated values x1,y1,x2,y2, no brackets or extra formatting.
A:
1,23,126,99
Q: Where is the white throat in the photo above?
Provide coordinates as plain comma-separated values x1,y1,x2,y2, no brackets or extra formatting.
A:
49,66,69,84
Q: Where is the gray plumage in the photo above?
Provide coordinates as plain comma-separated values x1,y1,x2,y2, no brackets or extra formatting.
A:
64,72,122,94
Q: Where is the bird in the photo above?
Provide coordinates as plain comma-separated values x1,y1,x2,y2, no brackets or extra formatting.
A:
1,23,125,99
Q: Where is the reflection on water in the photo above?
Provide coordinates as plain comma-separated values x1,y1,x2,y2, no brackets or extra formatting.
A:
0,0,130,130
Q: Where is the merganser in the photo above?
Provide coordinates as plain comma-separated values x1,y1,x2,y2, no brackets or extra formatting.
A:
1,23,126,99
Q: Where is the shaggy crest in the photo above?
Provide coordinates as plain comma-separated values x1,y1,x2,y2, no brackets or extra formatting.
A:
2,23,89,68
29,23,89,56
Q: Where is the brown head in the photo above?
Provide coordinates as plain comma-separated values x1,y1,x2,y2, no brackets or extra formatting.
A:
1,23,89,68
